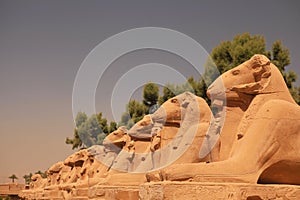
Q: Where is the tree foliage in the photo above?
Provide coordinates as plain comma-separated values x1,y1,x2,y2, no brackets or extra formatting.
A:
268,40,299,104
119,82,159,128
270,40,290,73
143,82,159,107
207,33,267,82
119,100,148,129
65,128,82,150
158,83,176,105
8,174,18,183
23,173,32,185
109,121,117,133
66,112,117,149
75,112,87,127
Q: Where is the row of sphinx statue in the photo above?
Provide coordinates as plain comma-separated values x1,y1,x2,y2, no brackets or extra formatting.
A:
27,55,300,194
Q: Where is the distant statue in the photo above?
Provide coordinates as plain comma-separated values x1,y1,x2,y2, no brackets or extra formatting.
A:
100,92,214,184
30,174,47,189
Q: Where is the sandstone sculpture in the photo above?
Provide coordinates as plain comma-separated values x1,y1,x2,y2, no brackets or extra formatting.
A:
21,54,300,200
150,54,300,185
30,140,121,192
27,92,215,189
91,92,214,185
30,174,47,189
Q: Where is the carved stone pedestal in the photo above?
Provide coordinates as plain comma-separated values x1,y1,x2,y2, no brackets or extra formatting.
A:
20,182,300,200
88,185,139,200
139,182,300,200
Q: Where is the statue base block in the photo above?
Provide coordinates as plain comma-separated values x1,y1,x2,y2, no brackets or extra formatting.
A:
20,182,300,199
88,185,139,200
139,182,300,200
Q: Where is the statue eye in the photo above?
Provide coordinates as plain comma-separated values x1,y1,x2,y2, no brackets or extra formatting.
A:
232,70,240,75
171,99,178,103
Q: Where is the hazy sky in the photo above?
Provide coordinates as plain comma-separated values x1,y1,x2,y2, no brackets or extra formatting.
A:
0,0,299,183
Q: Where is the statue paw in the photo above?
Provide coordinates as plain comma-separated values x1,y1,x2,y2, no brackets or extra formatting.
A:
44,185,60,191
159,170,167,181
146,170,164,182
60,183,75,191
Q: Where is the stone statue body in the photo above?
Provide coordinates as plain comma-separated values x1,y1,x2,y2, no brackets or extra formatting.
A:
155,55,300,185
30,174,48,189
98,92,214,185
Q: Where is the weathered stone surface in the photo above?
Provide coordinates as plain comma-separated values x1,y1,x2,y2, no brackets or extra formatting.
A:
22,183,300,200
140,182,300,200
88,185,139,200
0,183,24,197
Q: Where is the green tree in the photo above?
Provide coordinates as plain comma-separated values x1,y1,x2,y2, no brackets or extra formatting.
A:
65,128,83,149
158,83,176,105
119,82,159,129
75,112,88,127
208,33,266,80
23,173,32,185
143,82,159,108
109,121,117,133
187,78,210,103
119,112,133,129
66,112,118,148
270,40,290,73
97,133,107,145
96,112,109,134
268,40,299,104
78,114,102,147
128,100,148,123
65,112,87,149
8,174,18,183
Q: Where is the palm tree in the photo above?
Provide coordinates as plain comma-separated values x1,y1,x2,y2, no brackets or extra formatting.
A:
8,174,18,183
23,173,32,185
